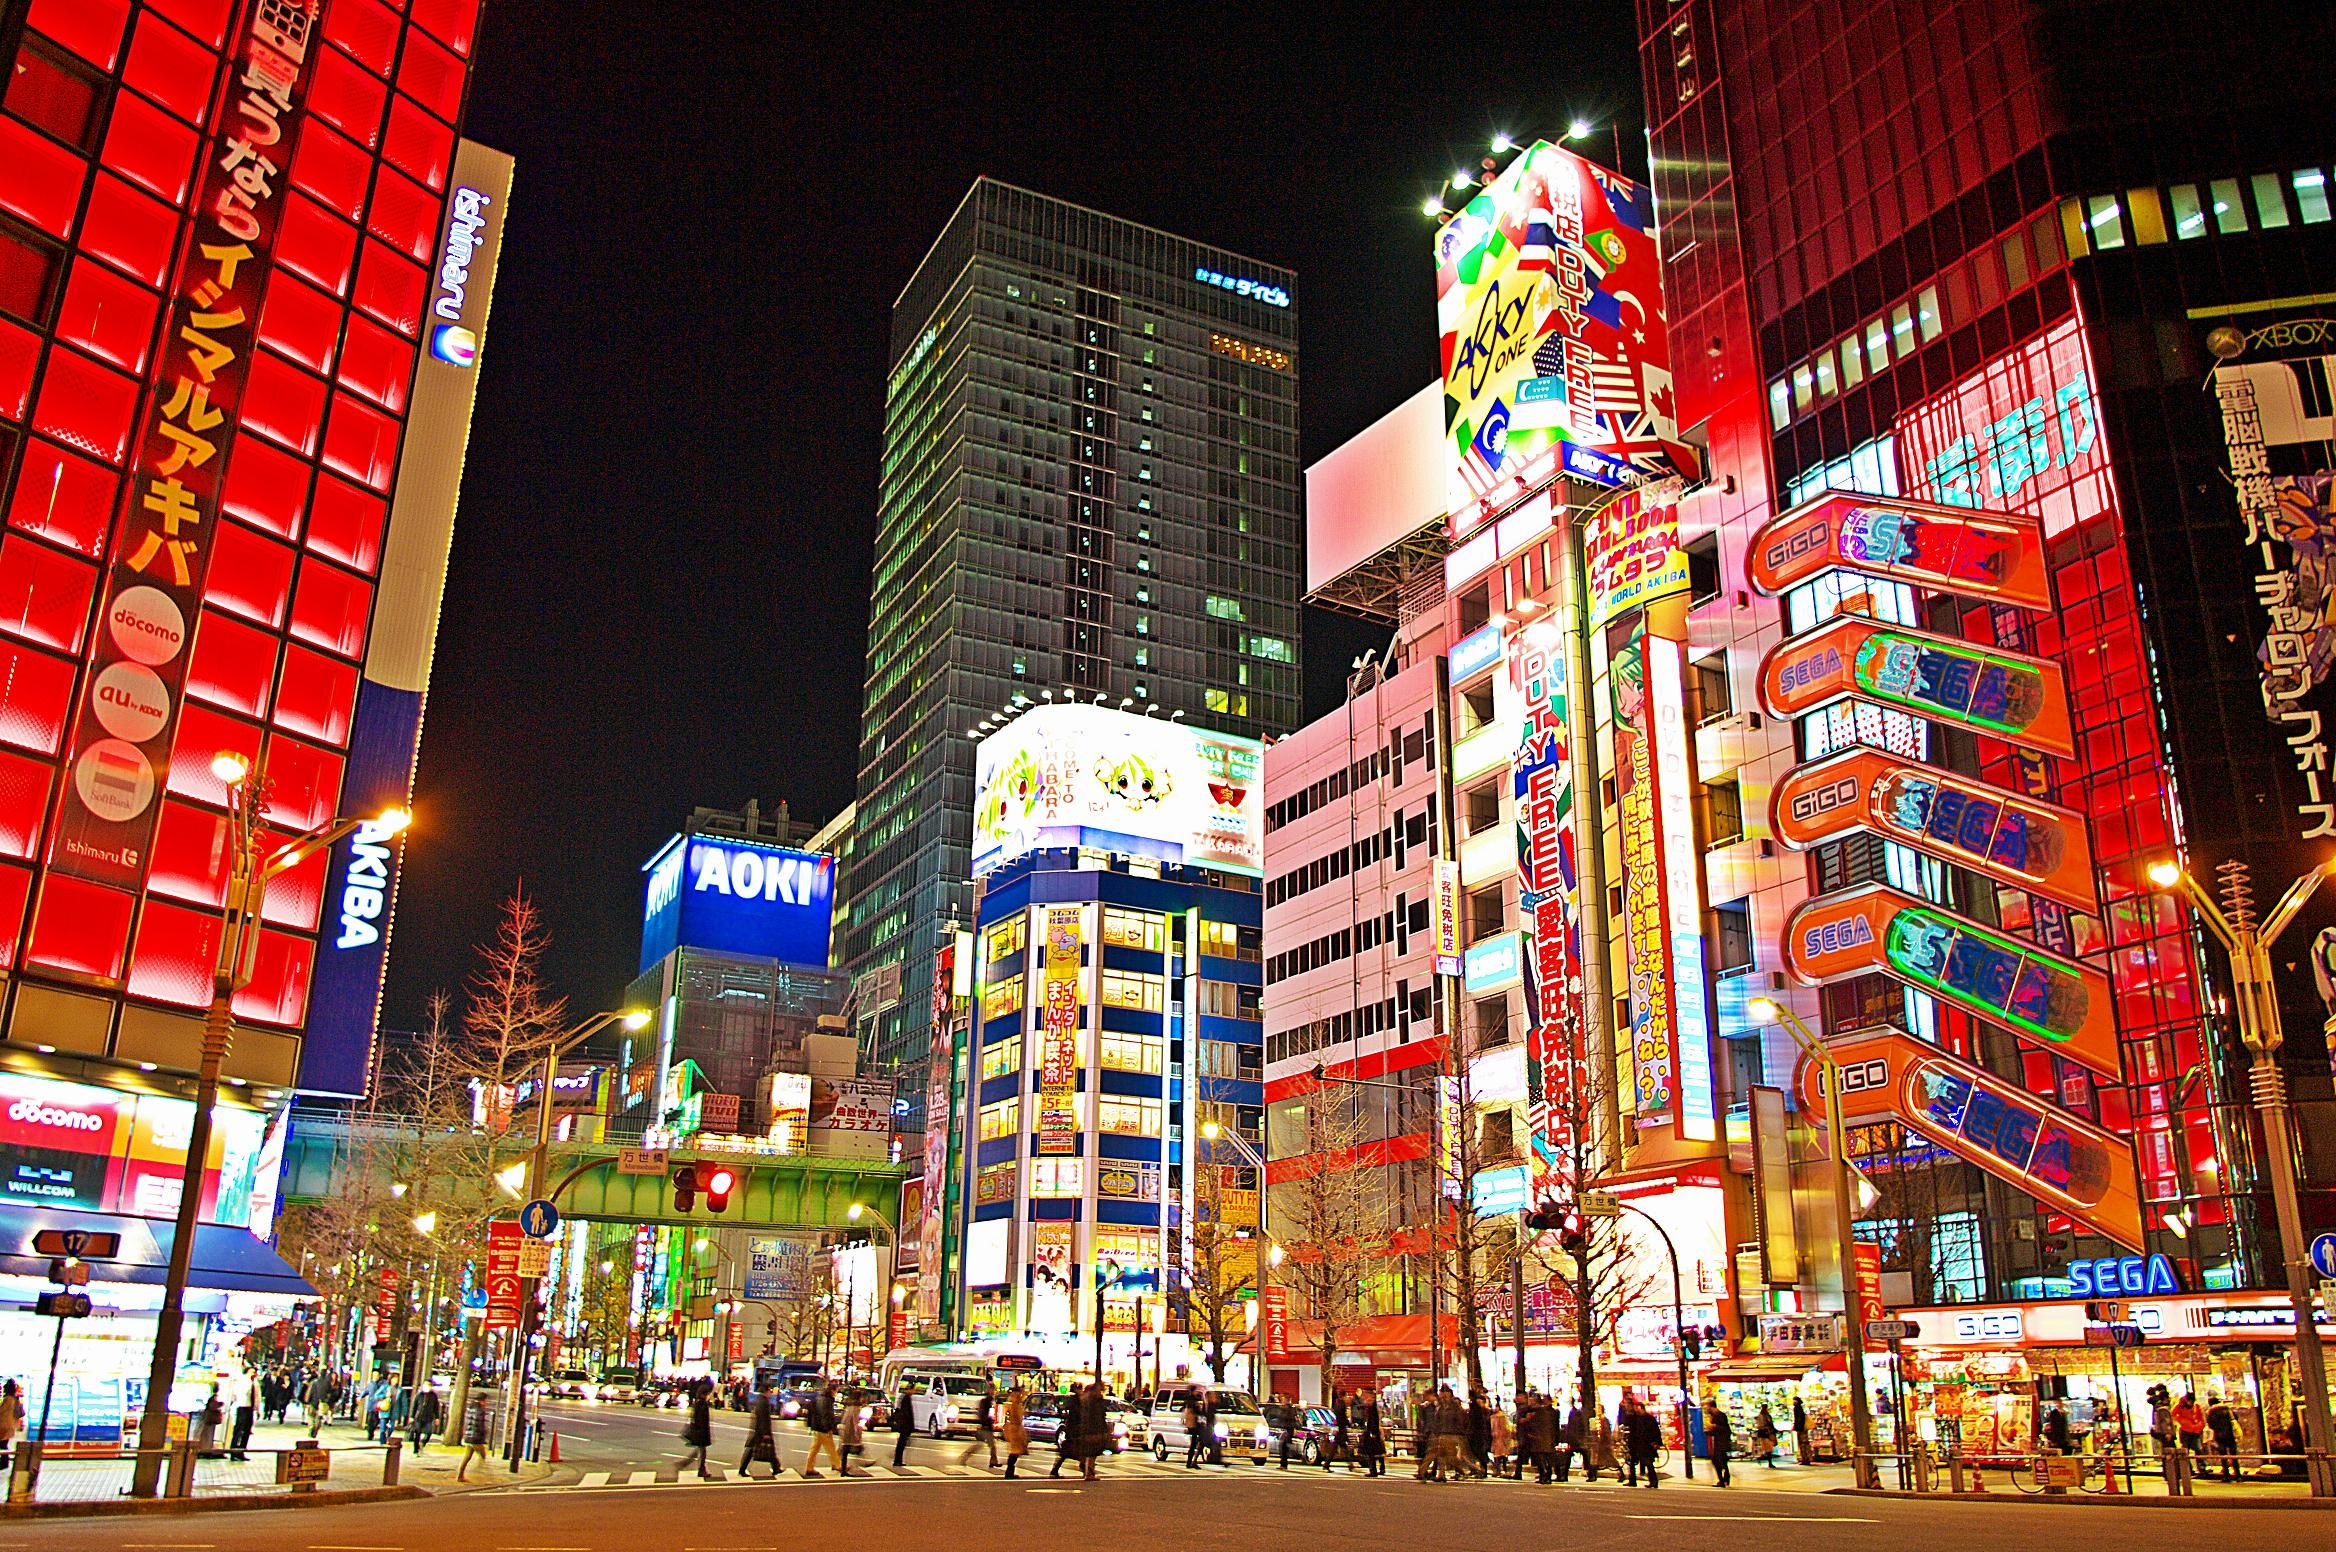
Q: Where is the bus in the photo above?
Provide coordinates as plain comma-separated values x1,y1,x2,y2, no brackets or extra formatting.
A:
874,1345,1050,1399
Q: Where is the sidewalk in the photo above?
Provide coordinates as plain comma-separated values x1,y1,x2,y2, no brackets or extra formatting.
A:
1625,1456,2320,1504
240,1415,558,1493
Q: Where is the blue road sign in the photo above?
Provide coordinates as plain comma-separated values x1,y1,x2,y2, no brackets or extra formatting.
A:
519,1198,561,1239
2311,1232,2336,1280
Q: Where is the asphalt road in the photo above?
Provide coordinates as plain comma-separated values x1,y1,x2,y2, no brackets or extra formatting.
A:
522,1394,1037,1473
17,1467,2329,1552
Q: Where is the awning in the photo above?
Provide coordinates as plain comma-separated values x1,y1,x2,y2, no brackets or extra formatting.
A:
1238,1312,1455,1362
1707,1353,1838,1382
0,1205,314,1297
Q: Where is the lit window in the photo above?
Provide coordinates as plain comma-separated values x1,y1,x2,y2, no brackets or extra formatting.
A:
1102,908,1163,950
2251,172,2291,230
1096,1096,1163,1136
1205,688,1230,712
1099,1031,1162,1073
2085,195,2126,249
1791,363,1813,409
1813,353,1836,397
1138,437,1152,451
1030,1158,1084,1197
978,1097,1020,1141
1100,969,1165,1012
1137,526,1152,541
1134,649,1149,668
1138,466,1152,481
2126,187,2167,244
1916,286,1941,341
2211,178,2247,234
981,973,1024,1023
986,914,1026,960
1136,556,1151,572
1890,304,1916,359
1013,656,1027,676
1838,336,1864,390
1198,919,1239,956
980,1035,1022,1079
1864,317,1890,364
1140,407,1154,422
1768,378,1791,430
2169,183,2207,238
1136,615,1149,635
1246,634,1292,662
1204,595,1246,621
976,1160,1016,1203
2293,169,2331,225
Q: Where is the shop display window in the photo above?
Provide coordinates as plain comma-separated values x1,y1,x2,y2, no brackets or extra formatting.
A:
100,91,196,207
0,748,52,859
8,438,116,558
183,607,276,717
55,256,158,373
0,636,72,754
0,531,95,652
204,519,295,627
127,894,217,1007
33,345,136,464
121,12,215,129
25,872,132,980
78,172,175,287
0,117,85,238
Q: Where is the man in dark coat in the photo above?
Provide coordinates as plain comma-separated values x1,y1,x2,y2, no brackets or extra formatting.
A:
1557,1400,1584,1481
1622,1397,1661,1488
1522,1393,1558,1483
893,1382,919,1467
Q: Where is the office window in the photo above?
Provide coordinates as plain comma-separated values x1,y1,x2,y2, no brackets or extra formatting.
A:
1195,1038,1253,1079
1196,979,1256,1019
981,973,1025,1024
2293,169,2331,225
1712,898,1754,975
2169,183,2207,239
1099,1029,1162,1073
1468,886,1505,940
1198,918,1239,957
2251,172,2291,230
978,1097,1020,1142
1102,906,1162,951
1768,378,1791,430
980,1034,1022,1080
1030,1158,1084,1198
1702,778,1744,849
1464,778,1501,836
1686,534,1721,602
2211,178,2247,234
1100,968,1164,1012
1097,1096,1162,1136
985,914,1026,960
1692,655,1731,724
1472,994,1510,1050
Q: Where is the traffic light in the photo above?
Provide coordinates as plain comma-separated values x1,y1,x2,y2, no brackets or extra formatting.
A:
1525,1199,1563,1231
1558,1210,1586,1257
1682,1327,1701,1361
672,1164,699,1212
704,1166,736,1213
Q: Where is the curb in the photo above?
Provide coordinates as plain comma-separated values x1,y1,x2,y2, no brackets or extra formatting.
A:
0,1484,428,1520
1825,1487,2334,1510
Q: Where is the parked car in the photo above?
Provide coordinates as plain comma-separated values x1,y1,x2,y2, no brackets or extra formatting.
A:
1147,1384,1270,1462
597,1367,640,1403
545,1367,599,1400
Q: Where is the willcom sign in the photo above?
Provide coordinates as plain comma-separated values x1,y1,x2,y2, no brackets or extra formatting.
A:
639,835,835,972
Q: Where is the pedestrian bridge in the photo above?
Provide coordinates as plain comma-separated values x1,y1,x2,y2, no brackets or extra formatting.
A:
277,1112,906,1231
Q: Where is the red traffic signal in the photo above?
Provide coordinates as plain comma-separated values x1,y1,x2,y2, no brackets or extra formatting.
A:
672,1164,699,1212
704,1167,737,1212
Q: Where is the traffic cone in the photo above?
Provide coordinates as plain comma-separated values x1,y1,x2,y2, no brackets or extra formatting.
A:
1970,1460,1986,1492
2100,1456,2119,1494
548,1430,561,1464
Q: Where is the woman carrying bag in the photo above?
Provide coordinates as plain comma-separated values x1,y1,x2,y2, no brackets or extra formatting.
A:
1002,1386,1030,1478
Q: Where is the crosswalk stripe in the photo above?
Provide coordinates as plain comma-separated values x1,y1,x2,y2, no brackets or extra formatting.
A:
576,1470,612,1487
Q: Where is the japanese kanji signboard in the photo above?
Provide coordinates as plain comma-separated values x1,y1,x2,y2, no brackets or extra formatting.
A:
50,1,323,892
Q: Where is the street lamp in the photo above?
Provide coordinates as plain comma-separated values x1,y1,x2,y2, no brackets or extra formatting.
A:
1746,995,1878,1489
2146,858,2336,1496
1202,1119,1279,1397
847,1200,898,1368
131,760,410,1495
505,1005,650,1466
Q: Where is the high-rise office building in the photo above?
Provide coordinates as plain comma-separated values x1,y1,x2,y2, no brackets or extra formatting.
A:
846,180,1302,1079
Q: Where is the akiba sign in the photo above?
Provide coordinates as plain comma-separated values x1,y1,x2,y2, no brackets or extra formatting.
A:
639,835,835,973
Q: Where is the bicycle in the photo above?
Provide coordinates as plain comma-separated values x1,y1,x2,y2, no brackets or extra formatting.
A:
2005,1451,2115,1494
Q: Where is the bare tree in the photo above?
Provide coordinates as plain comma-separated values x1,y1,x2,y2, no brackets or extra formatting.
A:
1178,1144,1255,1382
1526,1049,1661,1413
457,887,569,1131
1269,1082,1379,1395
1435,1046,1523,1391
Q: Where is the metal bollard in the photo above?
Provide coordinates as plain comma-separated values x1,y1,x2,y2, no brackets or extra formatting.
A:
8,1440,40,1503
166,1440,198,1498
384,1436,402,1486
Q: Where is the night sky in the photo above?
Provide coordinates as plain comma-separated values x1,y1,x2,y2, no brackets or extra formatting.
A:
380,7,1644,1026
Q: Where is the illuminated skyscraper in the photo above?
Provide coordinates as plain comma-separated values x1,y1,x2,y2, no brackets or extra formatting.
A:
846,181,1302,1077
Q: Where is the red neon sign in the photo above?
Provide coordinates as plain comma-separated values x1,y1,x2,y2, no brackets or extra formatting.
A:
1759,614,2076,757
1745,491,2051,609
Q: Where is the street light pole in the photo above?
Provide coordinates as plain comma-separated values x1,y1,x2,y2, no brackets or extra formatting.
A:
1748,997,1877,1490
846,1199,898,1373
131,756,408,1496
2149,859,2336,1497
1202,1120,1280,1397
1614,1201,1695,1481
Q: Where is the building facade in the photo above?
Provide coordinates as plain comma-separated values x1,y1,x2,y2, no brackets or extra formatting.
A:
947,702,1265,1380
845,180,1303,1093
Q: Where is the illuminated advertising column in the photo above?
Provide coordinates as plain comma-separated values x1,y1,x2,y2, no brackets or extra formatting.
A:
1509,620,1584,1189
303,140,513,1096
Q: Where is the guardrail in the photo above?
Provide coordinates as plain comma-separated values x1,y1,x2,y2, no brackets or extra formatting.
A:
5,1437,402,1507
1866,1444,2329,1495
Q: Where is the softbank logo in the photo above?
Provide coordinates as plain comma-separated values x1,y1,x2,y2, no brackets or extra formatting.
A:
691,843,822,905
8,1099,104,1132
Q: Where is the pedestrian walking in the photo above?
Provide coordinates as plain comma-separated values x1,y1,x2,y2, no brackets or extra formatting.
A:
0,1379,22,1472
1078,1381,1110,1481
1201,1386,1223,1466
800,1381,843,1477
1357,1394,1385,1477
1182,1390,1208,1470
1002,1387,1029,1478
1521,1392,1557,1483
409,1384,443,1456
1489,1398,1514,1478
966,1379,999,1468
683,1380,715,1479
1327,1396,1351,1471
226,1365,255,1460
893,1382,919,1467
2206,1395,2240,1481
1622,1396,1661,1489
1586,1406,1619,1481
1753,1402,1780,1465
455,1388,495,1482
2174,1391,2206,1463
1791,1395,1811,1466
304,1368,332,1435
1465,1390,1492,1478
192,1384,223,1456
1703,1402,1733,1487
1557,1399,1584,1482
838,1388,865,1475
740,1391,779,1479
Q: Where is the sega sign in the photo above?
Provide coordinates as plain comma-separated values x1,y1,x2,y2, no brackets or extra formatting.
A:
2067,1253,2180,1298
640,834,834,973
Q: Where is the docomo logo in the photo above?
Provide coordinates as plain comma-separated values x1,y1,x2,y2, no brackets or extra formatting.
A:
107,586,189,667
7,1096,107,1133
689,842,825,906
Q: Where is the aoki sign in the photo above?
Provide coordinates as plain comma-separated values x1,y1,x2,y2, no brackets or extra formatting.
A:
639,834,835,973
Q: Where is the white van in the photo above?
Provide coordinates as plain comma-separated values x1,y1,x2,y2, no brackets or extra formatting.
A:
1146,1382,1270,1462
902,1370,994,1437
